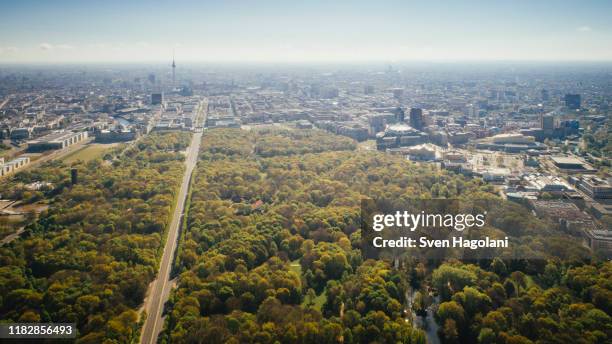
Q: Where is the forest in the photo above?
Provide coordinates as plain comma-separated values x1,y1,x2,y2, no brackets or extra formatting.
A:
0,127,609,343
0,132,192,343
162,128,611,344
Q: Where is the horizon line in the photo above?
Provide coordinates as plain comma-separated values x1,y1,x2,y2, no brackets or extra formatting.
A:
2,59,612,66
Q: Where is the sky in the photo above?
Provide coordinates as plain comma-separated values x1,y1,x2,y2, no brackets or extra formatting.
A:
0,0,611,63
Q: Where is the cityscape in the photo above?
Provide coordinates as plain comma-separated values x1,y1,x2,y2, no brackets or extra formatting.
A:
0,1,611,344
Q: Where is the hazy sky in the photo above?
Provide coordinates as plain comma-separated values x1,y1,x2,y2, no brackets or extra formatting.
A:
1,0,611,63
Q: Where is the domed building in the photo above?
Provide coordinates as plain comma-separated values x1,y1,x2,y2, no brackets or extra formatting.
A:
376,123,428,150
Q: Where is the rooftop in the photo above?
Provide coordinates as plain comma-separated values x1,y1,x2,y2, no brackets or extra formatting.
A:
27,130,83,144
550,156,585,165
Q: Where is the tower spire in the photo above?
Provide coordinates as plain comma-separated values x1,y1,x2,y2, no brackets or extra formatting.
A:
171,50,176,87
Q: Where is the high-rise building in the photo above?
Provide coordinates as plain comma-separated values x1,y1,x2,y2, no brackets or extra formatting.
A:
364,85,375,95
565,94,581,109
395,107,405,122
409,108,424,130
310,83,320,98
148,73,156,84
151,93,163,105
392,88,404,100
541,89,549,101
541,113,555,132
180,86,193,96
321,87,339,99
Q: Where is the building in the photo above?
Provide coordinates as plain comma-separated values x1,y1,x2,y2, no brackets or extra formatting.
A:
376,123,428,150
154,118,184,131
475,133,546,153
316,120,369,142
506,192,538,204
296,120,313,129
409,108,424,130
391,88,404,100
550,156,595,173
10,127,32,140
448,132,471,145
1,161,12,177
564,94,581,109
576,175,612,199
589,202,612,220
583,228,612,255
523,174,572,193
27,131,88,152
403,143,440,161
207,119,240,129
395,107,405,123
180,86,193,96
368,112,396,134
0,156,30,177
0,127,9,139
541,113,555,131
321,87,339,99
364,85,375,95
475,167,511,182
492,133,535,145
151,93,163,105
95,129,137,143
531,199,589,224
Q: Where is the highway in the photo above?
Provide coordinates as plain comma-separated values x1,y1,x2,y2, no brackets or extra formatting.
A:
140,130,202,344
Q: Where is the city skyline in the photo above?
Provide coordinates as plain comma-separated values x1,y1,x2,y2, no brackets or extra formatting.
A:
1,0,612,63
1,3,611,340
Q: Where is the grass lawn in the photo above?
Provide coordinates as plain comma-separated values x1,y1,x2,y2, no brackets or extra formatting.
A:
290,259,302,274
291,259,327,311
301,290,326,311
63,144,116,163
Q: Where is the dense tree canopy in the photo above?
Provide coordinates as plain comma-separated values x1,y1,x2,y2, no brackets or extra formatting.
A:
164,128,609,344
2,127,609,343
0,132,191,342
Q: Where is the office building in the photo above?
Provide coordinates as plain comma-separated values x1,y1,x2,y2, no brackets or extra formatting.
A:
583,228,612,254
376,123,428,150
10,127,32,140
541,114,555,131
27,131,88,152
409,108,424,130
95,129,137,143
564,94,581,109
321,87,339,99
577,175,612,199
392,88,404,100
551,156,589,170
395,107,405,122
151,93,163,105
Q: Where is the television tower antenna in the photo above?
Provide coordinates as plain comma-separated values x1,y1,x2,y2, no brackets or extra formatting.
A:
171,50,176,87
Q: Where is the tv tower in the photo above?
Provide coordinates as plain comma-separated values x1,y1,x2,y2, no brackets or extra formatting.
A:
171,51,176,87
